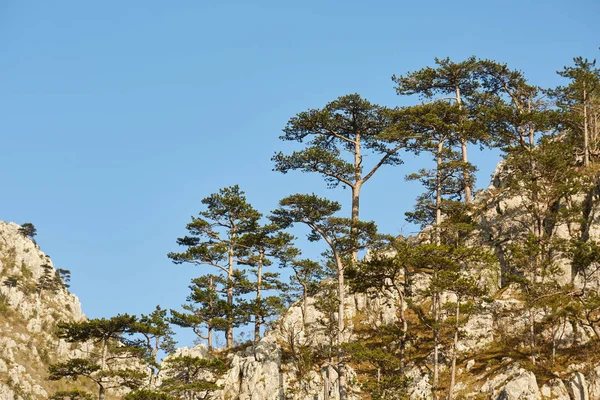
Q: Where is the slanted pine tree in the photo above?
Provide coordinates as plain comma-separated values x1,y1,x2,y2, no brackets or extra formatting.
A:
49,314,146,400
168,185,261,349
49,390,94,400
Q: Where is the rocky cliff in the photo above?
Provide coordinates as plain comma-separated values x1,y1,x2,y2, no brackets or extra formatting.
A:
0,221,93,400
200,166,600,400
5,166,600,400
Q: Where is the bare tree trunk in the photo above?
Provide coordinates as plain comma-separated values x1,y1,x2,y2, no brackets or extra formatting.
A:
227,247,234,349
255,251,264,342
208,275,214,350
433,294,440,399
394,282,408,373
324,361,332,400
98,385,105,400
461,140,470,203
101,340,107,371
455,86,471,203
529,307,536,365
336,253,348,400
448,300,460,400
436,140,444,245
302,283,308,328
433,139,444,398
584,86,590,166
351,129,363,267
551,327,556,365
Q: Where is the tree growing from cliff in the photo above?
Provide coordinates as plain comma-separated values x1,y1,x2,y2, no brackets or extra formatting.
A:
49,390,95,400
386,100,485,397
135,305,177,386
3,275,19,290
273,94,403,266
289,258,326,328
238,223,297,342
550,57,600,166
168,185,261,349
18,222,36,240
271,193,378,400
49,314,146,400
349,236,414,374
159,355,226,400
170,274,229,351
393,56,484,203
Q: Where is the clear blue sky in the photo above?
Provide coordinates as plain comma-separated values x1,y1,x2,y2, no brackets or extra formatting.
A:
1,1,598,347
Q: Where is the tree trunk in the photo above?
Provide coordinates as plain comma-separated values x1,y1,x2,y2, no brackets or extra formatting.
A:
351,128,363,267
461,139,471,203
584,86,590,166
394,282,408,373
208,275,214,350
433,139,444,398
336,253,348,400
455,86,471,204
433,294,440,398
529,307,536,365
324,361,333,400
255,251,264,342
448,300,460,400
98,385,105,400
101,339,107,371
302,283,308,328
227,247,234,349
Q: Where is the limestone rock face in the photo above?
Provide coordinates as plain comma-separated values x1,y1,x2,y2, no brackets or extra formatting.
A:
481,363,541,400
540,379,570,400
567,372,589,400
0,221,86,400
587,365,600,400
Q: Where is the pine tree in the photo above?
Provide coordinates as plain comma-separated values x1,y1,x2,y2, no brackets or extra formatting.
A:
18,222,37,240
393,56,484,203
49,315,146,400
168,185,261,349
238,223,297,342
271,193,378,400
37,264,60,300
289,258,326,328
159,355,226,399
2,275,19,290
136,305,177,386
550,57,600,166
170,274,229,351
49,390,95,400
349,236,414,374
387,101,484,397
273,94,403,266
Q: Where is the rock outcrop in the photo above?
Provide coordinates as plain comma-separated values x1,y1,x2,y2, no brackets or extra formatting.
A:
0,221,88,400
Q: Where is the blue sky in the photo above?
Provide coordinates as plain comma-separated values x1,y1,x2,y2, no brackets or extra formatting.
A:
1,1,598,347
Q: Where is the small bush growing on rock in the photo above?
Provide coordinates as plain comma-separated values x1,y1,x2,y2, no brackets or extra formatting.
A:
49,390,94,400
